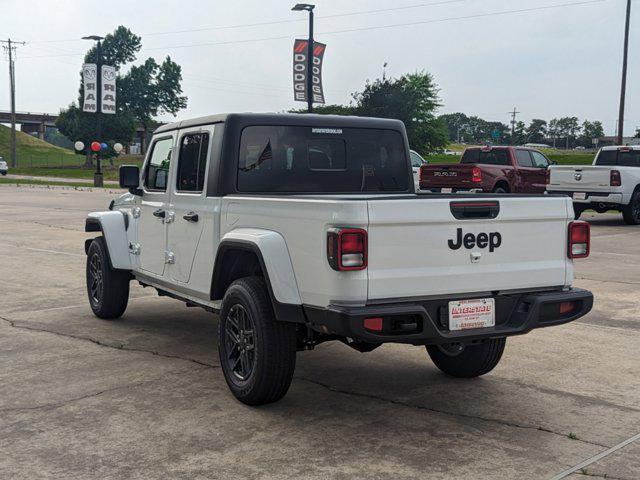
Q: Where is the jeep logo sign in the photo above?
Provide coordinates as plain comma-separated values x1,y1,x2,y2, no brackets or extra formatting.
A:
448,228,502,252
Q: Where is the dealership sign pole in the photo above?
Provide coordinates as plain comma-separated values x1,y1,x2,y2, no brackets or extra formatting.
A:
82,35,115,187
292,4,325,112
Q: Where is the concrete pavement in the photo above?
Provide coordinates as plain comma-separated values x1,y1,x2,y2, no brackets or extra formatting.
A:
0,184,638,479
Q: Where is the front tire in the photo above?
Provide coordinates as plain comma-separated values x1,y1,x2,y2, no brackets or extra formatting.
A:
86,237,130,319
426,338,506,378
622,190,640,225
218,276,297,406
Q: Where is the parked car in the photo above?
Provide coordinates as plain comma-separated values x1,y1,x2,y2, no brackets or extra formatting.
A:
547,145,640,224
85,113,593,405
410,149,427,190
0,157,7,175
420,146,551,194
443,149,461,156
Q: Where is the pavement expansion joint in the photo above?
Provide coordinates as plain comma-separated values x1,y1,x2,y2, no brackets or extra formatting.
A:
0,314,623,452
295,376,611,450
0,315,219,370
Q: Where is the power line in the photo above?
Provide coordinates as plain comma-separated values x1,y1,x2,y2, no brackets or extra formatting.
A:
25,0,469,45
18,0,606,60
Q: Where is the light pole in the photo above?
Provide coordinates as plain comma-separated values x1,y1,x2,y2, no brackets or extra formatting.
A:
292,3,315,113
82,35,104,187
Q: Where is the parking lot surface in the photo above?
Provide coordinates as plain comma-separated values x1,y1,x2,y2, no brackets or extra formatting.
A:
0,185,638,479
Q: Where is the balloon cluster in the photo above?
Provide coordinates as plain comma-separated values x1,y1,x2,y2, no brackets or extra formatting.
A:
74,141,124,153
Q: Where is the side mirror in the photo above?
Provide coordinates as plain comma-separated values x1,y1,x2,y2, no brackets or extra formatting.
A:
119,165,142,195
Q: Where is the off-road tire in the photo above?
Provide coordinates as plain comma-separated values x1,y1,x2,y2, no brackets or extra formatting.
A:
622,189,640,225
218,276,297,406
573,204,584,220
86,237,130,319
426,338,506,378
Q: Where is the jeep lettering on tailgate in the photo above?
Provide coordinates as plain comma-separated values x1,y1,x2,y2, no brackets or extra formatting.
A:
448,228,502,252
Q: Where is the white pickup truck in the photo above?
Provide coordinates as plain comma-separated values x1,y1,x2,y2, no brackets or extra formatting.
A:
85,113,593,405
547,146,640,224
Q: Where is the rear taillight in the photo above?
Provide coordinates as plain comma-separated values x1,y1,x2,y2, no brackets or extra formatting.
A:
610,170,621,187
419,165,425,183
327,228,367,271
568,221,590,259
472,167,482,183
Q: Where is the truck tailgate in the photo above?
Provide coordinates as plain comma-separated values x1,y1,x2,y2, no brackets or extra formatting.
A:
548,166,611,192
421,164,474,188
366,196,571,301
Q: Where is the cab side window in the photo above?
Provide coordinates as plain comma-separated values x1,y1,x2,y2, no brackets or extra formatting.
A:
515,150,533,167
176,132,210,192
145,138,173,191
531,151,549,168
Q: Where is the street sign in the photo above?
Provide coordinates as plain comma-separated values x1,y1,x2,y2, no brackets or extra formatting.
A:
491,129,501,141
293,39,326,104
82,64,97,113
101,65,116,114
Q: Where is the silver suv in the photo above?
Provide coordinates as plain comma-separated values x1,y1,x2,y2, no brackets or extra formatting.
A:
0,157,8,176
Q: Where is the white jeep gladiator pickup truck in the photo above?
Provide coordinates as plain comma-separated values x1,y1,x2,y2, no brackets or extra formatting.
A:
85,113,593,405
547,145,640,224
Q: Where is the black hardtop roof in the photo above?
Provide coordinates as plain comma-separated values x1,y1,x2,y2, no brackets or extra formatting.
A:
154,112,405,134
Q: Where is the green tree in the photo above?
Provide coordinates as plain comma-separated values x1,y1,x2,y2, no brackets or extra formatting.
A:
579,120,604,148
556,117,580,149
353,72,448,153
119,56,187,152
438,112,470,142
525,119,547,144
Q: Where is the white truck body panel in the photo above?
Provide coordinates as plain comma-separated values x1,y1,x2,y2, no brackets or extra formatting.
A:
86,211,132,270
366,196,572,300
547,146,640,206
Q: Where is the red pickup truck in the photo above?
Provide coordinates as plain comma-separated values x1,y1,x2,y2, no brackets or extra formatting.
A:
419,146,552,193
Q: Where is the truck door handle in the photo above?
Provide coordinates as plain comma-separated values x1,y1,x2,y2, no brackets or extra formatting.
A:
183,212,199,223
153,209,165,219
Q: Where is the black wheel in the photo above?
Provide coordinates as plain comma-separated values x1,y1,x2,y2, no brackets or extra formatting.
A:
218,276,297,406
86,237,130,319
573,204,584,220
492,186,508,194
622,190,640,225
426,338,506,378
1,171,6,176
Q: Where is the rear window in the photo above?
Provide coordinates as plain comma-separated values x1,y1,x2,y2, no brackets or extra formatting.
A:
461,149,510,166
237,126,409,192
595,150,640,167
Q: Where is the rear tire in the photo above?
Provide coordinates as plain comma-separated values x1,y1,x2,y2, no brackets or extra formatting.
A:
622,190,640,225
218,276,297,405
426,338,506,378
573,204,584,220
86,237,130,319
492,185,508,194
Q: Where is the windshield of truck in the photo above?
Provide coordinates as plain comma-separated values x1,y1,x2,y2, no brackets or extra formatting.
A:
237,126,409,192
460,149,510,166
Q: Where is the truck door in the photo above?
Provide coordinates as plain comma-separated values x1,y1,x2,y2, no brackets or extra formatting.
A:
530,151,551,192
166,125,217,285
514,149,537,193
138,135,175,276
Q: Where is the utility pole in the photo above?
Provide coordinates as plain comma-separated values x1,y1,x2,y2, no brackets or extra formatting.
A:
508,107,520,145
2,38,25,168
617,0,632,145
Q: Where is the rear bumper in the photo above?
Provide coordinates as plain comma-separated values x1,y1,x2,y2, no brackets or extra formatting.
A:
547,190,625,205
304,288,593,345
420,186,482,193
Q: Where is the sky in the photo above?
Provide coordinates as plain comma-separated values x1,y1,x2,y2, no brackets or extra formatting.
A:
0,0,638,135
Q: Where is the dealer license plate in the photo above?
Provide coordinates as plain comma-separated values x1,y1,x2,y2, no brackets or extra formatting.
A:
448,298,495,331
441,187,453,193
573,192,587,200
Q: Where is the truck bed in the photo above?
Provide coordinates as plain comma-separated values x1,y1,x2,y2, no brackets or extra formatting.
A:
222,194,573,308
